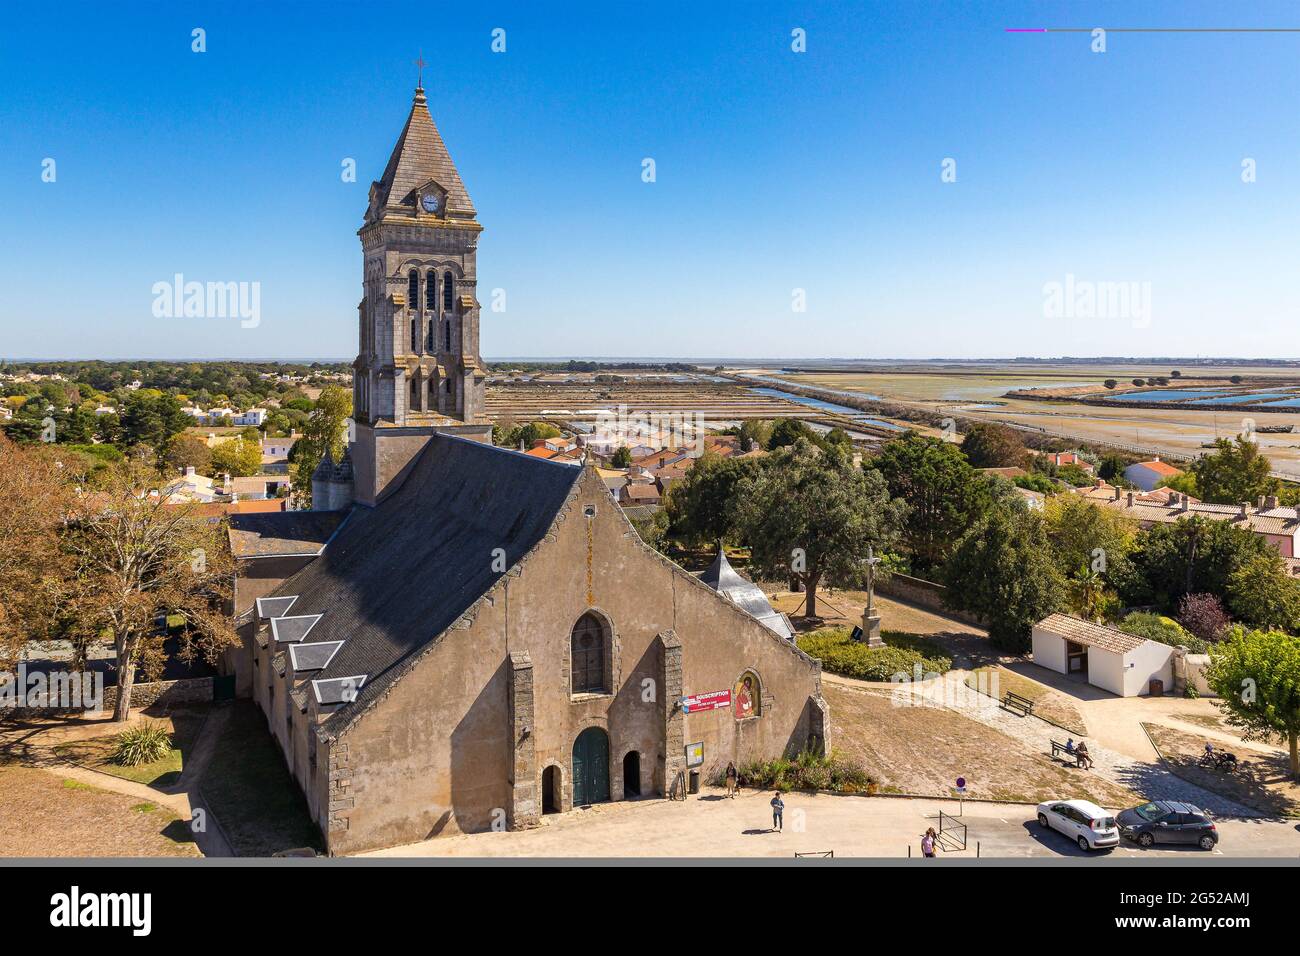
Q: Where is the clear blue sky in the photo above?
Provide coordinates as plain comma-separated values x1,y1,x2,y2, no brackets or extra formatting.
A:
3,0,1300,361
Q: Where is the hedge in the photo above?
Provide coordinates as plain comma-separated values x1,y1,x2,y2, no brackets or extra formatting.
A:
796,628,952,681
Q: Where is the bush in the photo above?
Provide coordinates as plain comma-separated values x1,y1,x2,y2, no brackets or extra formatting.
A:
111,721,173,767
1178,593,1230,643
1119,612,1207,654
797,628,951,681
719,749,874,794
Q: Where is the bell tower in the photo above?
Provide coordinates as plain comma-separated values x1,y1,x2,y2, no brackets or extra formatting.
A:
348,82,492,506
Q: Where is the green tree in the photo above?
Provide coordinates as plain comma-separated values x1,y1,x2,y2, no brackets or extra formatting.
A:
664,452,760,547
210,436,263,477
871,432,990,573
1206,627,1300,777
1226,554,1300,633
1042,494,1136,581
290,385,353,509
766,418,816,450
1126,517,1274,611
119,392,190,461
942,506,1064,652
734,440,906,619
1191,437,1278,505
960,423,1028,469
610,445,633,468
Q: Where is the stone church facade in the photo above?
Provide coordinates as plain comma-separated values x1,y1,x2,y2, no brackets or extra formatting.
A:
232,84,829,856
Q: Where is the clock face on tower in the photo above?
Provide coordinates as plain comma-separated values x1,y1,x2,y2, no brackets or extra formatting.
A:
421,193,440,213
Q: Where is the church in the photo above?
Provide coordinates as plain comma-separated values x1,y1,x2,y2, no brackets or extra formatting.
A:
228,82,830,856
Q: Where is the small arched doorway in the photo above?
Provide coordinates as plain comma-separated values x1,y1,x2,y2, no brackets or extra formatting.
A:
541,765,560,814
572,727,610,806
623,751,641,798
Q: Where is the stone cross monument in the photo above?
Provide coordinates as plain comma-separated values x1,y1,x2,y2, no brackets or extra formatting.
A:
861,545,884,648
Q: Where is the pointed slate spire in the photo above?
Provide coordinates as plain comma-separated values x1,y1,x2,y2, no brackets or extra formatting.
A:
311,445,336,482
375,85,476,219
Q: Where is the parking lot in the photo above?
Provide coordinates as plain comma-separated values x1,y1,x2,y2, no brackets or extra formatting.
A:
364,786,1300,859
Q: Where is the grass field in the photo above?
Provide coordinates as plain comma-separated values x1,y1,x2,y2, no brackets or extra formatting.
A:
53,708,208,789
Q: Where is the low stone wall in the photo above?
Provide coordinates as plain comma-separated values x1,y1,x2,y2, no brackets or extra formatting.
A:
876,573,987,628
2,675,215,720
105,677,214,711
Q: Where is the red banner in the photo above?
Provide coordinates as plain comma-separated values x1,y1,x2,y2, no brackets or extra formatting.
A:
681,689,731,713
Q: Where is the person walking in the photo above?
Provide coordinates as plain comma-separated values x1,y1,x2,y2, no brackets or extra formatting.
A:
770,792,785,832
724,762,738,798
921,827,938,858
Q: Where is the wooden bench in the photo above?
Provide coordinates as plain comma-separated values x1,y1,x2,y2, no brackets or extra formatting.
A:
1002,691,1034,717
1051,740,1092,769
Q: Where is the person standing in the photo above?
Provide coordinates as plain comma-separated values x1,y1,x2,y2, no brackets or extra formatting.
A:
725,762,738,798
770,792,785,832
921,827,937,858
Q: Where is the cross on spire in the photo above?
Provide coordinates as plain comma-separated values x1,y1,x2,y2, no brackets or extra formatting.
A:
414,52,427,90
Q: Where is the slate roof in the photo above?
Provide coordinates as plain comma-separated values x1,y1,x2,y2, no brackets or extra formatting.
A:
1037,613,1146,655
266,433,582,736
375,87,476,219
228,511,346,559
699,550,795,641
288,641,345,673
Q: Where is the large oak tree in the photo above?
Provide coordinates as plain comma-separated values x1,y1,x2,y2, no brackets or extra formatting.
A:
734,439,907,619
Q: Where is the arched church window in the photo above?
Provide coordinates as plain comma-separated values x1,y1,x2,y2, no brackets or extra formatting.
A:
570,612,609,695
444,317,452,353
426,270,438,312
443,270,454,312
410,317,419,353
407,270,419,311
426,319,435,352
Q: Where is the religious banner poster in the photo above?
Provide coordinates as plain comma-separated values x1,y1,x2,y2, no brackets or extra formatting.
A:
733,672,760,719
681,690,731,713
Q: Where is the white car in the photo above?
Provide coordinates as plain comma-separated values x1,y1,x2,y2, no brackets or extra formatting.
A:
1036,799,1120,851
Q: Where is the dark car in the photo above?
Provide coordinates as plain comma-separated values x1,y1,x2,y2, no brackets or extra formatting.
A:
1117,800,1219,850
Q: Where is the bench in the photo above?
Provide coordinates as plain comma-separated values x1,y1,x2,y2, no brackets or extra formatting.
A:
1002,691,1035,717
1051,740,1092,769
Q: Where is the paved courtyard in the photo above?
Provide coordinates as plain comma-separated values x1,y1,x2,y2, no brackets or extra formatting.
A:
364,785,1300,859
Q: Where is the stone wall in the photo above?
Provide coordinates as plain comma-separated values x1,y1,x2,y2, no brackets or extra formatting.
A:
876,573,986,628
105,677,214,711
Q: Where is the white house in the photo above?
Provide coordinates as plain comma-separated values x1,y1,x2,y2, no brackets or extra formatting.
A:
1031,613,1174,697
233,408,267,427
1123,458,1184,491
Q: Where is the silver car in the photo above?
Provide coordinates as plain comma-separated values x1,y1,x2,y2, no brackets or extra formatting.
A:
1036,799,1120,851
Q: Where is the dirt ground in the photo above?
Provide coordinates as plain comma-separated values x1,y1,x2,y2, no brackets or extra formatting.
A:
824,682,1138,808
768,589,995,668
0,764,199,857
1143,723,1300,818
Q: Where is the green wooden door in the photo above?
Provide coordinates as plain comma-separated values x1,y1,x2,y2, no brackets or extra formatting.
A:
572,727,610,806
